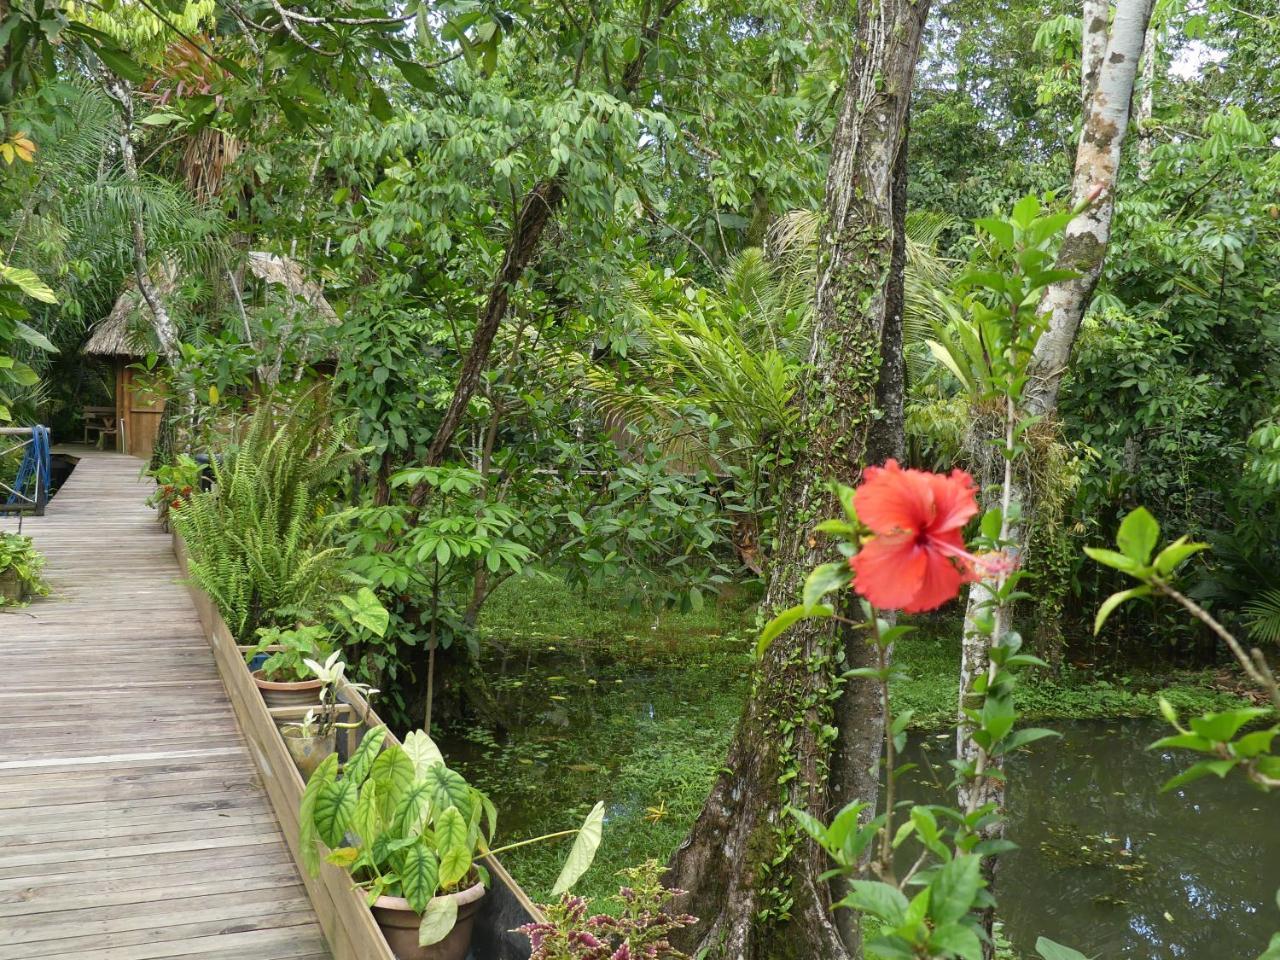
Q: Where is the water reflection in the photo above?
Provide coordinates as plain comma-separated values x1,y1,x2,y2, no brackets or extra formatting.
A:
900,720,1280,958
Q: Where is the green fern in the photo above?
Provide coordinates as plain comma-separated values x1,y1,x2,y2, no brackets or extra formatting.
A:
172,395,353,638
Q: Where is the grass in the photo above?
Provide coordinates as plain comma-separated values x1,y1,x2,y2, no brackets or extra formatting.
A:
453,570,1252,908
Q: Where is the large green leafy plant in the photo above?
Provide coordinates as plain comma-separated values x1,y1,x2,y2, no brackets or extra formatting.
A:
172,398,352,638
0,531,49,605
300,726,604,947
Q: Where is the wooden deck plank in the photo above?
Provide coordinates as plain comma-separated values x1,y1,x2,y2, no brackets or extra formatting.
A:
0,449,329,959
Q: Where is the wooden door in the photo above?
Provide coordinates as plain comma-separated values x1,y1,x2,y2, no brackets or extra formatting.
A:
123,366,165,460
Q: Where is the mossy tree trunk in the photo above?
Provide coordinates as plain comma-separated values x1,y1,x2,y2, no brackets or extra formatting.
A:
666,5,929,959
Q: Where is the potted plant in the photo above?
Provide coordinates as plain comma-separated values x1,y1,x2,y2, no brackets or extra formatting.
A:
246,588,391,708
0,532,49,607
246,624,333,708
300,726,605,960
145,454,201,530
281,652,378,780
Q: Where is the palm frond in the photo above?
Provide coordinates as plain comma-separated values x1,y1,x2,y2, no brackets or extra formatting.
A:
1244,590,1280,645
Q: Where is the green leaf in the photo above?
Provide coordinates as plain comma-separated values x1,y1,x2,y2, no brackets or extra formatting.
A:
315,777,357,848
299,753,339,876
1187,708,1270,743
929,854,982,925
394,779,433,836
929,923,983,959
435,806,471,887
346,726,389,786
550,800,605,896
371,745,416,807
354,778,380,846
756,604,831,658
995,727,1060,754
1036,937,1092,960
95,43,147,83
425,764,473,820
400,841,439,914
0,265,56,303
418,895,458,947
1093,586,1151,635
402,729,445,777
1116,507,1159,564
802,562,851,612
1257,932,1280,960
1153,536,1209,576
836,880,908,924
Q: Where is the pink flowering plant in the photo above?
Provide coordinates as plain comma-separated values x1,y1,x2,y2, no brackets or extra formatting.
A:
519,860,697,960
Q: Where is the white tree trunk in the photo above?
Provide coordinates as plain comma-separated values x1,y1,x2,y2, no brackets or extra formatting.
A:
1027,0,1155,417
1137,23,1158,180
955,4,1154,954
1081,0,1110,102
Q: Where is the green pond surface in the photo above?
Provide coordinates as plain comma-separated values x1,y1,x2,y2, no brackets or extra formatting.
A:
439,648,1280,959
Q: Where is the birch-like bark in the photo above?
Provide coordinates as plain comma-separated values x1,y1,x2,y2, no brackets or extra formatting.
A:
1028,0,1155,416
1081,0,1109,103
954,4,1153,956
1137,23,1157,180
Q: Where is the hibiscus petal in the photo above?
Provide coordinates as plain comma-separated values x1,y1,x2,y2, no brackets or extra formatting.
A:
927,468,979,533
901,547,965,613
852,535,927,611
854,460,934,537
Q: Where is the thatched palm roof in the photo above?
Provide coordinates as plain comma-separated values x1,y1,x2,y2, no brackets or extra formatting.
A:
84,253,337,358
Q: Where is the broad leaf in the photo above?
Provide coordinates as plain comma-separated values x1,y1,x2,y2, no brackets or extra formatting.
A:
299,753,339,876
418,895,458,947
550,800,605,896
403,729,445,776
929,854,982,925
1036,937,1092,960
315,777,357,848
425,763,473,820
394,780,434,836
435,806,471,887
1116,507,1159,564
371,744,416,807
400,841,440,914
346,726,389,786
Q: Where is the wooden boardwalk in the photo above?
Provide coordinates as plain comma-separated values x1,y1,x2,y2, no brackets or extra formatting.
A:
0,449,330,960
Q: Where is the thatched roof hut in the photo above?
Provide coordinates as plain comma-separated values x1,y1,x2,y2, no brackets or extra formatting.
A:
84,252,337,359
83,253,338,459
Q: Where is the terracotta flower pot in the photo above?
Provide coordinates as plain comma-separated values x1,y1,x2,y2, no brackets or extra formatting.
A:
251,670,323,709
371,882,486,960
282,727,336,780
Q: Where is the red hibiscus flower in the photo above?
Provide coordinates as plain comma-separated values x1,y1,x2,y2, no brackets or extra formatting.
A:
849,460,982,613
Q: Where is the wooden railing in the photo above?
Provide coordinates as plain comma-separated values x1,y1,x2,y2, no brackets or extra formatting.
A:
172,530,541,960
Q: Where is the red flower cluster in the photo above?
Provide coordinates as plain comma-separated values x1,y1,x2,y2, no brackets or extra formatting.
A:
849,459,1001,614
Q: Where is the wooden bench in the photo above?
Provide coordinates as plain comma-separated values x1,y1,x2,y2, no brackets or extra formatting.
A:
82,405,118,449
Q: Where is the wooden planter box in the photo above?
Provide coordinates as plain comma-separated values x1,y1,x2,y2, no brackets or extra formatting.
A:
173,532,540,960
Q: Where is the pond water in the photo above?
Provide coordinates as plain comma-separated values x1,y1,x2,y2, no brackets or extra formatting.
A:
902,721,1280,958
440,648,1280,959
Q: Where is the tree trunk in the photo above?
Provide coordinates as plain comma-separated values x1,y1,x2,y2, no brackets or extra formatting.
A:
97,69,182,367
953,3,1153,954
413,2,682,484
1137,20,1157,180
830,110,911,954
1028,0,1154,417
667,5,929,959
1080,0,1109,104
